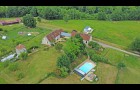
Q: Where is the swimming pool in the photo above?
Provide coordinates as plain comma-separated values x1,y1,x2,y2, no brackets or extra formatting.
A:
79,62,95,74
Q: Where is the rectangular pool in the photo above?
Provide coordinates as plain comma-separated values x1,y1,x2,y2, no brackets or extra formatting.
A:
79,62,95,74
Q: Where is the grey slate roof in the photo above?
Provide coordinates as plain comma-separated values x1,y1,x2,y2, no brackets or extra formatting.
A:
61,32,71,37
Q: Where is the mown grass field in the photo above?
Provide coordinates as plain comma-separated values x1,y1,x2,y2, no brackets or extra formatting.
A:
0,47,62,84
100,48,140,84
42,20,140,49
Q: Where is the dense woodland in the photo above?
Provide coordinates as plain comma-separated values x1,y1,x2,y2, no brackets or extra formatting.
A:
1,6,140,21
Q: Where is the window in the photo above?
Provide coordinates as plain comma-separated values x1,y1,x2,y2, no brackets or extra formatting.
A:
86,41,87,43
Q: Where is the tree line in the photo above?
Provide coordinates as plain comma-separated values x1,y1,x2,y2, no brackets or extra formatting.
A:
1,6,140,21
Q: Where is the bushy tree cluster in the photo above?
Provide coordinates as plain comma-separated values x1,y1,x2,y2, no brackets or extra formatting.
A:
130,37,140,52
1,6,140,21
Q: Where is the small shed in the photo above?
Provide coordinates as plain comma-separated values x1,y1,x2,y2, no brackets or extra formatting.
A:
28,33,31,36
15,44,27,56
84,26,93,34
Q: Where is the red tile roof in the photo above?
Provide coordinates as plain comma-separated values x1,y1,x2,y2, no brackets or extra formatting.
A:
46,29,63,42
71,30,91,41
0,19,21,25
71,30,77,37
80,33,90,41
16,44,25,50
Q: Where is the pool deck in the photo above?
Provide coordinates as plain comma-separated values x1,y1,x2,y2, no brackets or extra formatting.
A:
85,71,96,82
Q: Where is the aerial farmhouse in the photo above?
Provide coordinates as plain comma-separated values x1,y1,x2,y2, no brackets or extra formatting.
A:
15,44,27,55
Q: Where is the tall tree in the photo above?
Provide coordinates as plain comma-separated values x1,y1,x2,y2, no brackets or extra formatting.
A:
98,12,107,20
57,54,70,69
23,14,37,28
30,7,38,17
63,14,69,23
130,37,140,52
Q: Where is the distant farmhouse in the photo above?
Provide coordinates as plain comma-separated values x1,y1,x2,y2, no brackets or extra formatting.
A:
83,26,93,34
71,30,92,45
42,29,71,46
42,29,92,46
15,44,27,56
0,18,21,26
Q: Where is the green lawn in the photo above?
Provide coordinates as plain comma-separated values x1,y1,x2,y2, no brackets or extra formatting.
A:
95,62,118,84
0,77,7,84
101,48,140,84
44,20,140,49
0,22,52,57
40,73,90,84
0,47,62,84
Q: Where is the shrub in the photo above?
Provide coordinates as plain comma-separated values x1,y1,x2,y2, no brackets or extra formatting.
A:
0,28,3,31
17,72,25,80
3,30,8,33
19,52,28,60
55,43,63,51
16,41,21,45
130,37,140,52
90,54,101,62
88,41,101,51
59,67,69,78
8,63,18,72
100,57,109,63
37,17,41,22
117,62,126,70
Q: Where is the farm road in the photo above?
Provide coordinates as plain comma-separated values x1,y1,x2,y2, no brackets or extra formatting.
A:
92,40,140,57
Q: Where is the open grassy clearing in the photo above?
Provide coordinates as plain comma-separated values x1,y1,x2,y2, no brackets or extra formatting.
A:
95,62,118,84
44,20,140,49
101,48,140,84
40,73,90,84
0,47,62,84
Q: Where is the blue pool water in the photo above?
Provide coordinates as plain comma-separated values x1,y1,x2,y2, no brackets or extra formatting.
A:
79,62,94,74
